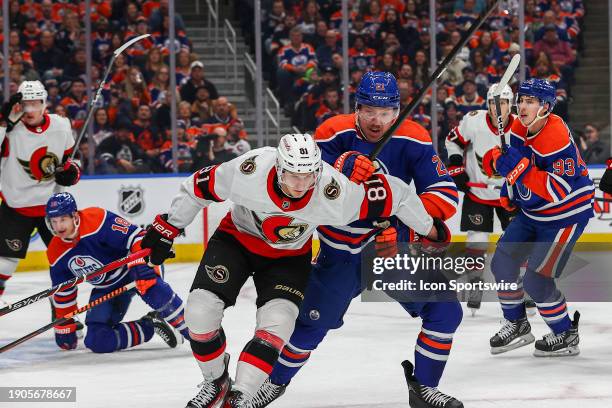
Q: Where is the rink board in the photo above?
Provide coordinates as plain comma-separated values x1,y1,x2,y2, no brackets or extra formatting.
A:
14,166,611,271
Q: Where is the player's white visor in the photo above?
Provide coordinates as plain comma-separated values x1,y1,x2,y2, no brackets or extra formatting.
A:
21,100,46,113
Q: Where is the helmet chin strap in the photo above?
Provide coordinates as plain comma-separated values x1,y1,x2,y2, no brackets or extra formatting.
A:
59,213,81,242
518,105,550,132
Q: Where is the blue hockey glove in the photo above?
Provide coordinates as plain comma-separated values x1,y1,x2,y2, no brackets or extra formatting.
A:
495,146,531,185
54,319,78,350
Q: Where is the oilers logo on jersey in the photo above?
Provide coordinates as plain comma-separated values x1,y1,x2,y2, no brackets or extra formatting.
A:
17,146,59,181
67,255,105,283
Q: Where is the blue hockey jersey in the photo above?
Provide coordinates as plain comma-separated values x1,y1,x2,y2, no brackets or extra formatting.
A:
314,113,458,256
504,114,594,227
47,207,144,316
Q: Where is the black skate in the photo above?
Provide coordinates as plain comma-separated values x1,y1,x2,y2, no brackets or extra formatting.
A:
143,311,182,348
534,311,580,357
402,360,463,408
466,277,483,317
224,390,250,408
187,355,231,408
525,299,537,316
250,378,287,407
490,316,535,354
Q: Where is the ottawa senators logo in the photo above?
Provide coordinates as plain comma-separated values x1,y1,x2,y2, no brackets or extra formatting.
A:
240,155,257,174
17,146,59,181
468,214,484,225
475,151,502,178
469,110,479,116
205,265,230,283
324,178,340,200
254,212,309,243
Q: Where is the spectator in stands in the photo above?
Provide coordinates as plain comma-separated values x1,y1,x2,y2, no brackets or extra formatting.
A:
55,10,81,55
316,29,340,68
349,35,376,71
38,0,58,33
297,0,321,36
315,87,342,125
579,124,610,165
263,0,286,38
63,48,87,81
191,86,214,123
377,52,399,75
22,17,41,51
132,104,163,159
455,79,485,115
207,97,235,127
158,121,195,173
98,122,151,174
32,30,64,80
225,119,251,157
180,60,219,104
533,25,576,81
149,0,185,32
143,47,166,83
92,108,114,146
532,51,569,119
411,49,429,89
349,14,374,46
377,8,404,45
397,63,414,81
277,26,317,108
453,0,487,14
398,78,415,109
267,13,297,62
310,21,329,49
193,127,237,169
178,100,201,128
124,67,151,108
439,42,468,86
60,78,88,129
45,79,62,109
149,66,171,106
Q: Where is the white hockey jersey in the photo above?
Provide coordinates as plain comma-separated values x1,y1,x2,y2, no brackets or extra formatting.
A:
446,110,516,205
167,147,434,258
0,114,75,216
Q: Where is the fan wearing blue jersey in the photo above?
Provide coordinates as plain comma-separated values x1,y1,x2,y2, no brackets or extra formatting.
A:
483,79,594,357
46,192,190,352
250,72,463,408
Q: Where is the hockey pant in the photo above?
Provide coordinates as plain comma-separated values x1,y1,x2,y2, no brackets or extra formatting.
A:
83,272,188,353
491,213,587,334
269,252,463,388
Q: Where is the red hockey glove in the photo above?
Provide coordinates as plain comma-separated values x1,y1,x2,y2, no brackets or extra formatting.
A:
141,214,180,266
0,92,23,132
54,160,81,186
375,227,398,258
499,197,517,212
447,154,469,193
600,158,612,195
334,151,376,184
495,146,531,185
54,319,78,350
128,257,160,295
412,218,451,257
482,147,502,178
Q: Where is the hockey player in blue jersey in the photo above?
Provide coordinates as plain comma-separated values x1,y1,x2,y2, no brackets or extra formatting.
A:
250,72,463,408
483,78,594,357
46,192,190,352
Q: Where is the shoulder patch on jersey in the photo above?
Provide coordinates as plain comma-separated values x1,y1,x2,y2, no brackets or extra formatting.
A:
529,115,572,155
394,120,432,143
79,207,107,238
240,155,258,174
469,110,479,116
324,177,341,200
314,114,356,141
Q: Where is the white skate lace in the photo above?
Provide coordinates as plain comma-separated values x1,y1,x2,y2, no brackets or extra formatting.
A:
251,380,283,406
497,320,517,340
190,381,219,407
421,386,453,406
543,332,564,346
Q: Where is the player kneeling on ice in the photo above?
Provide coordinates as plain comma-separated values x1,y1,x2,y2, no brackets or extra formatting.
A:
140,133,448,408
45,192,189,352
483,79,594,357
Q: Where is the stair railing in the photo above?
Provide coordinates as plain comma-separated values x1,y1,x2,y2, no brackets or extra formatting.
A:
264,87,281,144
205,0,219,53
223,19,238,90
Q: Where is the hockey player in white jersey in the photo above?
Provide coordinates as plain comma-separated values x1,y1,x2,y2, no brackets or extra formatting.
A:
140,133,450,408
445,83,517,315
0,81,80,301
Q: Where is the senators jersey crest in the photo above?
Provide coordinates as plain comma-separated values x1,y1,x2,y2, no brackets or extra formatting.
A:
253,212,309,244
17,146,59,181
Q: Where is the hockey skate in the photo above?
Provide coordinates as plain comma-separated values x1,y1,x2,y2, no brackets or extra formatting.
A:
490,317,535,354
143,311,183,348
250,378,287,408
466,277,483,317
534,311,580,357
186,355,231,408
224,390,250,408
402,360,463,408
525,299,537,317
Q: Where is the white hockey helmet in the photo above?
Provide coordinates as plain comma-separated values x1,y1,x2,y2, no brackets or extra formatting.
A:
276,133,322,190
487,83,514,103
17,80,48,112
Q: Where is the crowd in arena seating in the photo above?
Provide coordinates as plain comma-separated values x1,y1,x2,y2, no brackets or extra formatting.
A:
2,0,250,175
252,0,585,159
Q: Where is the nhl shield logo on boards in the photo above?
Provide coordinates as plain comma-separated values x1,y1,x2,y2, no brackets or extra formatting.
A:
205,265,230,283
118,186,145,216
5,239,23,252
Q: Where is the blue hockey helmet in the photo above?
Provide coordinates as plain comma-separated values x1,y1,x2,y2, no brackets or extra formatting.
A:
355,71,400,109
516,78,557,112
46,192,78,219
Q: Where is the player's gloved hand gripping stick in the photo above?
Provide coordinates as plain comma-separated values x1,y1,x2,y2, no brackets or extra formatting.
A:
0,249,151,318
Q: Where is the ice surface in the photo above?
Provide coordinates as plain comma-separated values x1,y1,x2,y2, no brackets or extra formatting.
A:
1,263,611,408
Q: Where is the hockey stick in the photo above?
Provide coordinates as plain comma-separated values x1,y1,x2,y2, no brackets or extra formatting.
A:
69,34,152,161
493,53,521,151
466,181,501,190
0,248,150,318
0,281,137,354
369,0,502,160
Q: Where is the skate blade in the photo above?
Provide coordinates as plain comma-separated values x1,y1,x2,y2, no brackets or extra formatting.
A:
469,307,479,317
533,345,580,357
491,333,535,355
